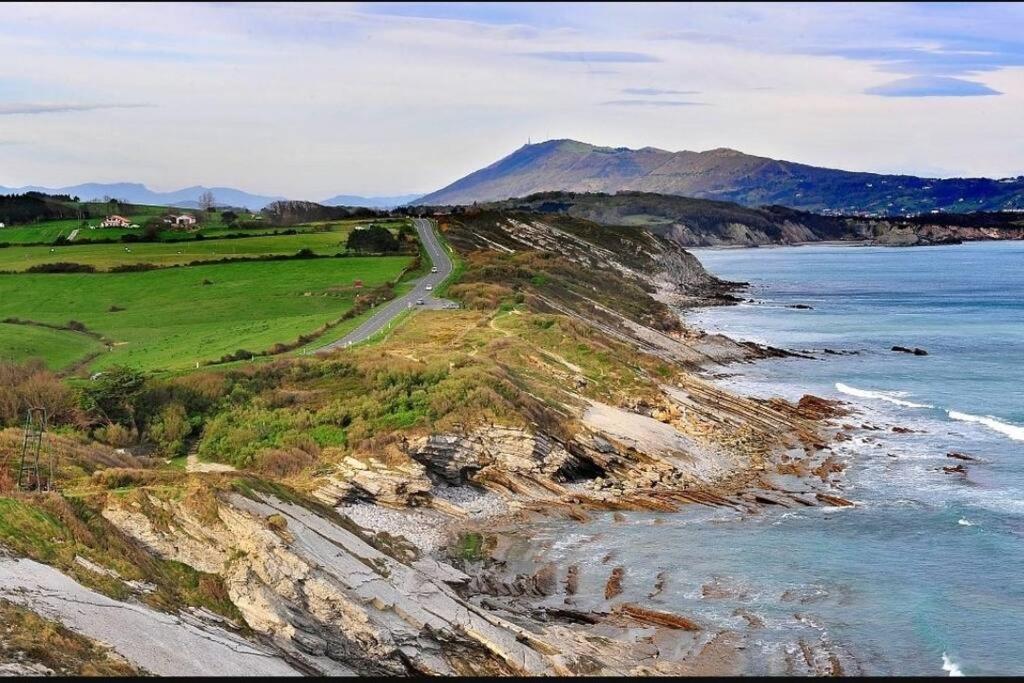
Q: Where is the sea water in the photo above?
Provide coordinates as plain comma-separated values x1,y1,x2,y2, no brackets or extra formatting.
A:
512,241,1024,675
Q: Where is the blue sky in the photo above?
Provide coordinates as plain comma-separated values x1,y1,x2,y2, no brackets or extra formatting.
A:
1,2,1022,198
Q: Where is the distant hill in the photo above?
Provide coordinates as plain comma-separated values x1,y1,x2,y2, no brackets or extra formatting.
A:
0,183,286,210
415,139,1024,215
0,183,423,211
461,191,1024,247
320,194,422,208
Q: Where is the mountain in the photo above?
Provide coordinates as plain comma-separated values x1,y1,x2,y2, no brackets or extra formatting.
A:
320,194,422,208
415,139,1024,215
0,183,286,210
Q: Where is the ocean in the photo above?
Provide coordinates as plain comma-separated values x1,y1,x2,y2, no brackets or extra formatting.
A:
506,241,1024,675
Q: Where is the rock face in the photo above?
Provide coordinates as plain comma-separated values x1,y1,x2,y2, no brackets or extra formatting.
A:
0,555,299,677
101,489,597,675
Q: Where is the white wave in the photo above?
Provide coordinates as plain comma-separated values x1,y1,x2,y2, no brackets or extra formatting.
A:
957,518,974,527
948,410,1024,442
835,382,934,409
941,652,964,677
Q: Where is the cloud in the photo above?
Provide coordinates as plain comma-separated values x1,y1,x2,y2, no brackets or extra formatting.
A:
805,45,1024,76
0,103,151,115
650,29,734,45
601,99,708,107
622,87,700,96
865,76,1001,98
523,50,660,63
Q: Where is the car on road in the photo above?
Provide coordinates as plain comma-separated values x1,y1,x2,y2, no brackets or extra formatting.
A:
416,298,425,305
431,267,438,273
425,285,433,291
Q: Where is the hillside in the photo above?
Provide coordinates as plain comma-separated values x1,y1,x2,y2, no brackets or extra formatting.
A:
443,191,1024,247
0,183,286,211
321,193,422,208
415,139,1024,215
2,185,423,211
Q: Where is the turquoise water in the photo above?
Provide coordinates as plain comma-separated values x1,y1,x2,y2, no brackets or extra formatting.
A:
513,241,1024,675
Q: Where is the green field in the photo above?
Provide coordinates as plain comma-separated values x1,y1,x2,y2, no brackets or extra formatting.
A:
0,229,355,272
0,322,104,369
0,256,412,371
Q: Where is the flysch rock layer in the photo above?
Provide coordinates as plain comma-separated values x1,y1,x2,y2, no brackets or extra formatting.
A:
0,554,300,677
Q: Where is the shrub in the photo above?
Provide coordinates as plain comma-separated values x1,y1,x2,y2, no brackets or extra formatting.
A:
346,225,399,253
147,403,191,456
25,262,96,274
109,263,159,273
257,447,317,478
94,423,137,448
0,360,78,427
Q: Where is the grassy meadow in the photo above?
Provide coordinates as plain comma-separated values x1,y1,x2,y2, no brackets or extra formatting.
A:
0,228,354,272
0,256,412,371
0,322,105,370
0,204,418,371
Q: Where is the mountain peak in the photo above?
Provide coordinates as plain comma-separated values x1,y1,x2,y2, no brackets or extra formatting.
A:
415,141,1024,214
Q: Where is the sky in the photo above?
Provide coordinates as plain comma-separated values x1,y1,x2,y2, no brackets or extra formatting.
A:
1,1,1023,199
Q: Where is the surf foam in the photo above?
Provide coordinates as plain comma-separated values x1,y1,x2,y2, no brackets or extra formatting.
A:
948,410,1024,442
835,382,934,409
941,652,964,677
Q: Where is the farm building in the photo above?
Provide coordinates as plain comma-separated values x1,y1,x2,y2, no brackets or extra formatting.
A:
163,214,197,227
101,215,132,228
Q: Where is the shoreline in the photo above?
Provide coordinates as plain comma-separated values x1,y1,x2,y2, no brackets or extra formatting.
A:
688,237,1024,253
335,270,870,674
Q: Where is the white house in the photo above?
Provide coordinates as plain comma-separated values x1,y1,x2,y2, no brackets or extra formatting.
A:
0,222,5,229
101,215,132,228
174,214,197,227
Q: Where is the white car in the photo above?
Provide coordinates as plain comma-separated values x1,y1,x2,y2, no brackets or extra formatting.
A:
425,285,433,291
431,267,438,273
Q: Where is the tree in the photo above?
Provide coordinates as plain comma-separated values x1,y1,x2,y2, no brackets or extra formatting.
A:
81,366,147,430
346,225,399,253
198,190,216,211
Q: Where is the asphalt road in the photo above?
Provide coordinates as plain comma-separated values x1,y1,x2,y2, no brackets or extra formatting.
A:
317,217,456,352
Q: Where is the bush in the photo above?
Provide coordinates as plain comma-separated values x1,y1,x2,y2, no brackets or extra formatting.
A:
25,262,96,273
346,225,399,253
148,403,191,456
108,263,159,273
257,447,317,478
217,349,254,363
94,423,137,448
0,360,78,427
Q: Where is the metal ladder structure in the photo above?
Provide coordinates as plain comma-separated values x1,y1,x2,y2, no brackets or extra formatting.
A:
16,407,53,492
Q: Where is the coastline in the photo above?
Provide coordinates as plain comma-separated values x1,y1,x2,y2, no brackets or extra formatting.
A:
334,267,868,675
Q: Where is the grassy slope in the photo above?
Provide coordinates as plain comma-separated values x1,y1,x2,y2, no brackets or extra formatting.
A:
0,322,103,369
0,256,411,371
